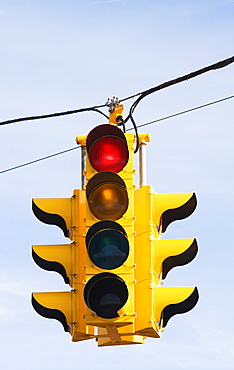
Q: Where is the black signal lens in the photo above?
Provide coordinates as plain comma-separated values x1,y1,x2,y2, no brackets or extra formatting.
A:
86,220,129,270
84,272,128,319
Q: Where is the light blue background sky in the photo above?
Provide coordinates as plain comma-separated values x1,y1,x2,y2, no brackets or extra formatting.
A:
0,1,234,369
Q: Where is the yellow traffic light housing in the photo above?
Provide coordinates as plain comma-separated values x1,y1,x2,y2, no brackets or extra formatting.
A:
31,190,95,342
32,104,198,346
78,123,143,346
134,185,198,338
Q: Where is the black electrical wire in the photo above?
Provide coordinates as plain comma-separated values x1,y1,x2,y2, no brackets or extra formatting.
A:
122,55,234,105
0,104,108,127
127,113,140,153
123,55,234,153
1,94,233,176
116,116,126,133
133,94,234,130
0,146,79,175
92,108,109,120
0,56,233,128
1,56,234,171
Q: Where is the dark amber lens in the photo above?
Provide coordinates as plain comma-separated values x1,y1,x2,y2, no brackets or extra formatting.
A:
88,183,128,220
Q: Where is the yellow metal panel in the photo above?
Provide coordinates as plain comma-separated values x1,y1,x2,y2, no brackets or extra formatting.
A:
134,185,159,237
153,286,199,327
32,197,72,237
32,292,72,332
152,192,197,232
70,189,86,285
155,239,196,266
97,325,144,346
154,287,195,314
134,278,162,338
32,244,73,284
134,186,159,282
70,289,94,342
32,189,95,342
155,238,198,279
134,185,160,337
70,189,95,340
134,186,198,338
32,244,72,265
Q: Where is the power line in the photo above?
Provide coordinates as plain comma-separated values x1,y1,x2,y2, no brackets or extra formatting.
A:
134,94,234,129
0,55,233,127
1,94,233,175
122,55,234,104
0,105,108,127
124,56,234,152
0,146,79,175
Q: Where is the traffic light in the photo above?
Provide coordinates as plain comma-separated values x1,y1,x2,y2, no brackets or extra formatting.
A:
32,106,143,345
134,185,199,338
77,122,144,346
32,102,199,346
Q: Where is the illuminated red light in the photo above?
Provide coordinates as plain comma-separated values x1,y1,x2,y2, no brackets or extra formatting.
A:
89,137,128,173
86,124,129,173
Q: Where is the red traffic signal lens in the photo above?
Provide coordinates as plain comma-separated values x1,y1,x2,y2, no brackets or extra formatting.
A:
89,136,128,173
86,124,129,173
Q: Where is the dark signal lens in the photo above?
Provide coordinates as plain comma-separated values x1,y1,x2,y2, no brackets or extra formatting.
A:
84,273,128,319
88,229,129,269
89,137,128,173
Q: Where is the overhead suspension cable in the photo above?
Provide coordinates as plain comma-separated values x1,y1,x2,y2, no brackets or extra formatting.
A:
0,55,233,128
0,146,79,175
0,105,109,127
124,56,234,152
1,93,233,175
122,55,234,104
132,94,234,130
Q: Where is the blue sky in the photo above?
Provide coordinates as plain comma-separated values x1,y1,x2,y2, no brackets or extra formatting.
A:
0,1,234,369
